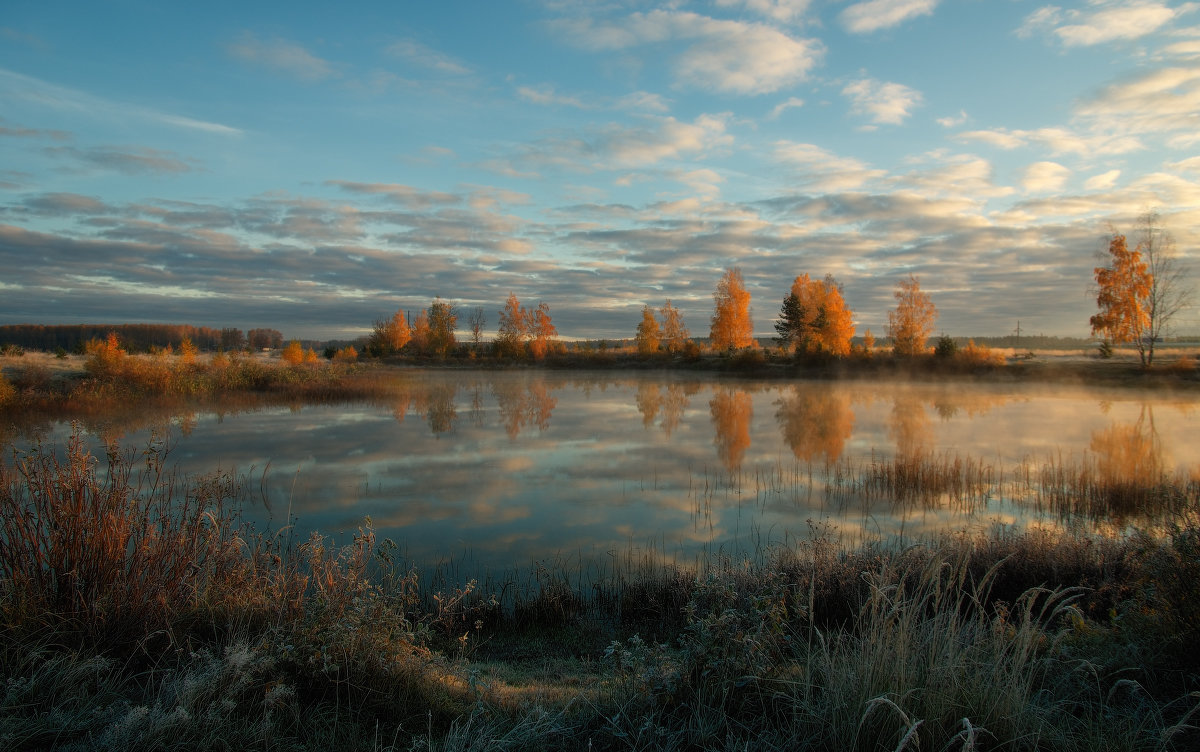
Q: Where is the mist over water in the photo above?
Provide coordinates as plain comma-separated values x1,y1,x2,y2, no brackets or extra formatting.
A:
20,370,1200,574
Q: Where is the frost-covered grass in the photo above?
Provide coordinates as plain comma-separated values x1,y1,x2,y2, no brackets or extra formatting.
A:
2,436,1199,750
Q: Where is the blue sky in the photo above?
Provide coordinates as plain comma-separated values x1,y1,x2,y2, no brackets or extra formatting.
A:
2,0,1198,340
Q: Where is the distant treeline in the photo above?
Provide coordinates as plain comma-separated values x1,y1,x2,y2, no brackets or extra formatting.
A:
0,324,285,353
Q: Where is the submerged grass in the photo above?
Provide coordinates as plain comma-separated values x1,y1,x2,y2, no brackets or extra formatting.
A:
2,435,1199,750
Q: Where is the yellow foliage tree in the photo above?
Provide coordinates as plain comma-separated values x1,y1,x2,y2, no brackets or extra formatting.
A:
1090,232,1151,355
775,274,855,357
659,299,690,353
709,268,753,350
635,305,661,355
178,337,199,365
887,275,937,356
281,340,305,365
528,301,557,359
496,292,527,358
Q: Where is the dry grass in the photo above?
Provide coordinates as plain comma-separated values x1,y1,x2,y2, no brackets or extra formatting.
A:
3,434,1200,750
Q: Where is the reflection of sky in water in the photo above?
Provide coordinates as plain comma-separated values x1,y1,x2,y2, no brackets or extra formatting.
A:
17,372,1200,575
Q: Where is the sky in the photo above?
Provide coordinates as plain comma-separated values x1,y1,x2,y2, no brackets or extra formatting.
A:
2,0,1199,342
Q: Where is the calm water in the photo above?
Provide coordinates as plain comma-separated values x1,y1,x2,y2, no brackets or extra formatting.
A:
19,370,1200,574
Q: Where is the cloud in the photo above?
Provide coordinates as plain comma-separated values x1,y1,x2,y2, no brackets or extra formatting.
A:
840,0,940,34
842,78,923,125
896,154,1014,200
713,0,814,23
936,110,968,128
0,118,70,140
768,97,805,119
549,10,823,95
1167,155,1200,173
517,85,588,108
226,32,335,81
1084,169,1121,190
1021,161,1071,193
955,126,1143,156
386,39,472,75
326,181,462,210
1019,1,1186,47
1076,66,1200,139
614,91,671,113
505,114,732,174
44,145,195,175
773,141,886,191
22,192,111,215
0,68,242,136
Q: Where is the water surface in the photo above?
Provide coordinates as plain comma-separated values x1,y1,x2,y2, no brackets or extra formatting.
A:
18,370,1200,574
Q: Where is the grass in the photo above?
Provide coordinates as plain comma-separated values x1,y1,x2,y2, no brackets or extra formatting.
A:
3,434,1200,750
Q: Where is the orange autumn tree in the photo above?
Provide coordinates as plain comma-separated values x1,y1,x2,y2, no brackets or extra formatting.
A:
659,299,690,353
709,267,753,350
528,301,557,359
1090,232,1151,356
496,293,557,359
369,309,412,356
774,273,855,357
887,274,937,356
635,305,661,354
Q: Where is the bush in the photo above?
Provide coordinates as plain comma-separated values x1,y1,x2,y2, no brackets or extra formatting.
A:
934,334,957,359
956,339,1005,367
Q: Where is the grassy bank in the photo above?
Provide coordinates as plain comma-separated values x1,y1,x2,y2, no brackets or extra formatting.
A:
1,343,1197,425
2,436,1199,750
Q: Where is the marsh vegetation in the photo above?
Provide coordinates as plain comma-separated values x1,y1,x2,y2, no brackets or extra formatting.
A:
2,355,1200,749
1,434,1199,750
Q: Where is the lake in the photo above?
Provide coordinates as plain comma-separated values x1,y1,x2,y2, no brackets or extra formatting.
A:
16,369,1200,576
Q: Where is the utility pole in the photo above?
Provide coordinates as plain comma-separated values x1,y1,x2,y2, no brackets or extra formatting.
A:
1012,319,1021,351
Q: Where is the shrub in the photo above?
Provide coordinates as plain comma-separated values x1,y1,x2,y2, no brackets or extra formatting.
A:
280,340,305,365
956,339,1005,367
934,334,957,359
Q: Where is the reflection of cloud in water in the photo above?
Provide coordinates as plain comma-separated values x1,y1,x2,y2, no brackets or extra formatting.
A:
15,371,1200,575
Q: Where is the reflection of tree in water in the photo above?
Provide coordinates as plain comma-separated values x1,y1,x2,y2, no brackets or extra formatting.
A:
493,379,558,438
636,382,662,428
930,390,1011,421
421,382,458,436
710,387,752,472
887,391,933,459
660,384,694,437
636,382,695,436
1089,405,1164,487
774,386,854,464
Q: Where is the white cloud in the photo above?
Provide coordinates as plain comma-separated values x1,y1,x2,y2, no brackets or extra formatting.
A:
713,0,814,23
550,11,823,95
1021,161,1072,193
1019,1,1185,47
0,67,243,136
1077,66,1200,139
614,91,671,113
386,39,472,75
226,32,335,81
956,126,1143,156
773,141,887,191
518,85,588,108
840,0,940,34
1084,169,1121,190
936,110,968,128
601,114,733,167
842,78,923,125
768,97,805,119
1167,155,1200,173
674,168,725,201
896,154,1015,200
